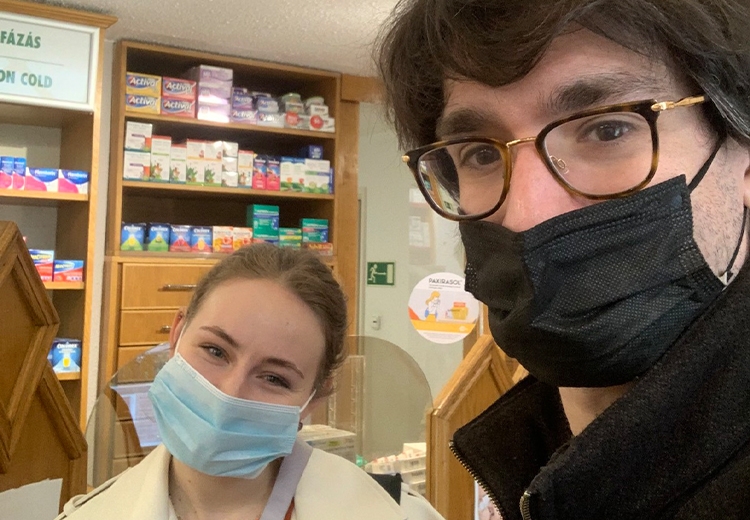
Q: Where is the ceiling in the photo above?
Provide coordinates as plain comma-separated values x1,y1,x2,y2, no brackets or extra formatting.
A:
30,0,401,75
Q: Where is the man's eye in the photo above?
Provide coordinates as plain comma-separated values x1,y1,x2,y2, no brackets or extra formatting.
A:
459,144,502,168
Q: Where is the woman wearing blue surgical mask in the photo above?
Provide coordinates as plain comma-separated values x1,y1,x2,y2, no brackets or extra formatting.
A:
57,244,409,520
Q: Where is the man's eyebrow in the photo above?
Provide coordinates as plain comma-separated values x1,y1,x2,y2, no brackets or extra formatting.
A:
544,73,661,115
436,108,502,140
199,325,305,379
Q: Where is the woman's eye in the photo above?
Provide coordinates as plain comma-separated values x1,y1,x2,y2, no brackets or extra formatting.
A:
262,374,291,389
202,345,225,360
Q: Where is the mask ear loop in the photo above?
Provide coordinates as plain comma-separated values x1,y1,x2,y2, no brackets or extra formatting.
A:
299,389,316,413
720,206,748,285
174,321,187,354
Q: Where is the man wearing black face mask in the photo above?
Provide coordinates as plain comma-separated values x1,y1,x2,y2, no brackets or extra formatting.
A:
376,1,750,519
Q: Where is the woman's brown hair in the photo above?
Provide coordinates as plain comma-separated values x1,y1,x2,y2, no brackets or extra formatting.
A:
184,243,348,396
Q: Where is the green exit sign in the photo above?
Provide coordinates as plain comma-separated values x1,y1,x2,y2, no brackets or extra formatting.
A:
366,262,395,286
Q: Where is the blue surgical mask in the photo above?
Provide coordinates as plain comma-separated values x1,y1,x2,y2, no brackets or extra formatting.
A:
147,329,315,479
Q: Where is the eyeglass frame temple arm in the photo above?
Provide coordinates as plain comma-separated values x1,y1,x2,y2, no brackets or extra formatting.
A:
651,95,706,113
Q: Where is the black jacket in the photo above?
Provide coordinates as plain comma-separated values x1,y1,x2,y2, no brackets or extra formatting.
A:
452,266,750,520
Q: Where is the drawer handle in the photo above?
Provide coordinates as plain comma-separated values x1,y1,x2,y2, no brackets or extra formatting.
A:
159,284,197,292
159,325,172,334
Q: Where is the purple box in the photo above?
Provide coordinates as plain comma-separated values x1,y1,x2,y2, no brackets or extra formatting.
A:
231,108,258,124
197,104,231,123
231,88,255,110
198,84,232,105
186,65,233,83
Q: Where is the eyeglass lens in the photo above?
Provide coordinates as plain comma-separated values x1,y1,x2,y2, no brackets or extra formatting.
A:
417,111,654,218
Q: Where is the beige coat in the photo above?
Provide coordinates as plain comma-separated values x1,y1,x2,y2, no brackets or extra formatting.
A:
56,445,408,520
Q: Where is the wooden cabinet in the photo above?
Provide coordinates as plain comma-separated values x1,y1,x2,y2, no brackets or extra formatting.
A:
99,41,359,392
0,0,115,429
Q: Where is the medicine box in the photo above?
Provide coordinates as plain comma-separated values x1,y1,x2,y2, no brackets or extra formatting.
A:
12,157,25,190
150,154,170,183
231,108,258,125
204,141,223,161
198,84,232,104
252,156,267,190
125,93,160,115
161,97,195,118
232,227,253,250
186,64,234,83
280,157,298,191
126,72,161,97
299,145,323,160
120,223,146,251
162,77,197,101
212,226,234,253
298,425,357,464
257,112,284,128
186,139,207,160
231,88,254,110
301,218,329,243
266,157,280,191
304,159,331,194
222,156,238,176
146,223,170,252
222,141,239,158
186,159,204,185
53,260,84,282
248,204,280,234
24,168,59,192
197,104,230,123
0,156,13,189
125,121,153,152
49,338,82,374
170,145,187,183
169,225,192,252
279,228,302,249
191,226,213,253
256,96,279,113
203,160,222,187
238,150,254,188
123,151,151,180
222,170,238,187
302,242,333,256
28,249,54,281
58,170,89,194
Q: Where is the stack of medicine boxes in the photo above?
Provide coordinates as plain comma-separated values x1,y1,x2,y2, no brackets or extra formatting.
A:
187,65,233,123
248,204,279,245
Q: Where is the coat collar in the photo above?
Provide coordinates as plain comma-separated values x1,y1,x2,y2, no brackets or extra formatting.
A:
453,264,750,520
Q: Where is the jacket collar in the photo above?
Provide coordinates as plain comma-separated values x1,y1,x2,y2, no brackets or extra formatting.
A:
453,263,750,520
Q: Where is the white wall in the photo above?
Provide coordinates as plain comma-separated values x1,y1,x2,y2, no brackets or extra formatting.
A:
358,103,465,401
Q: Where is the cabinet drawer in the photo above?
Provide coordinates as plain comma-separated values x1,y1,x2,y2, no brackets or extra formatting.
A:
119,310,176,346
121,263,211,309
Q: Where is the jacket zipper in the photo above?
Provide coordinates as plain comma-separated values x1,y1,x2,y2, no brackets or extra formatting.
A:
448,440,508,520
520,490,532,520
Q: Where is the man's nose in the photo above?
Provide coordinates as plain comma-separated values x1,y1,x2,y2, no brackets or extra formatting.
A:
488,144,584,231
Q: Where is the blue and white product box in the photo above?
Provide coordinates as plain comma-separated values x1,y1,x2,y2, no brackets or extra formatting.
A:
49,338,82,373
12,157,25,189
59,170,90,194
231,88,255,110
299,145,324,160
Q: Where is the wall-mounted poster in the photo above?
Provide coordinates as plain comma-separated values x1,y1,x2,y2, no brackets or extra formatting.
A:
408,272,479,344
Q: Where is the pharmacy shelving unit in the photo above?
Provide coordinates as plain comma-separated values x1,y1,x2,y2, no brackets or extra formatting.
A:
0,0,115,430
101,39,361,401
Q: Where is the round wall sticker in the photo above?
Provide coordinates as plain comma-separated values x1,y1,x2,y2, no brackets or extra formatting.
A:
408,272,480,344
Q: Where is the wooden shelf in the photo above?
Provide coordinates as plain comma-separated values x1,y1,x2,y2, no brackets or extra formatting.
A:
0,189,88,205
124,111,336,141
122,181,334,201
44,281,85,290
56,372,81,381
114,250,336,266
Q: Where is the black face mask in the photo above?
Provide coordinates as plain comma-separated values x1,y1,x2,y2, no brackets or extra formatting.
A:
460,147,743,387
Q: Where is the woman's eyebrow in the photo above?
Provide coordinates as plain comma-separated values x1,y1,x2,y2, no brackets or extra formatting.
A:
200,325,240,349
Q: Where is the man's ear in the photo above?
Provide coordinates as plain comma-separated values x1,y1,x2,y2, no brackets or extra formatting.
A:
742,146,750,208
168,308,187,357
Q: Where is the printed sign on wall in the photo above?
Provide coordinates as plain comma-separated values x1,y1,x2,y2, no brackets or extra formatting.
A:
0,12,99,110
408,272,479,344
